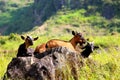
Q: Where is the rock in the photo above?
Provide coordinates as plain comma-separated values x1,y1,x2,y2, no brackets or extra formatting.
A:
4,47,84,80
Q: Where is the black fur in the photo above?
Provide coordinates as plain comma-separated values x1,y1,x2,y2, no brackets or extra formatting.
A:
45,44,48,48
17,35,38,57
81,42,98,58
17,43,32,57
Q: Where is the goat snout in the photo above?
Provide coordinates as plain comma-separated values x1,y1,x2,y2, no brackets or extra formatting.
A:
29,40,33,45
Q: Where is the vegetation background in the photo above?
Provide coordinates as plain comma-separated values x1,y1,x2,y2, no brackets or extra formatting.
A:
0,0,120,80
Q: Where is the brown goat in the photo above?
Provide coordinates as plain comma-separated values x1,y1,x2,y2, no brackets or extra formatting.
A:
17,35,38,57
34,31,86,54
34,43,46,54
46,31,86,51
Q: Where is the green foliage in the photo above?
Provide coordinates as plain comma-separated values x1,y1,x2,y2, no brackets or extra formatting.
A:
8,33,20,41
0,0,120,35
0,34,120,79
0,36,7,45
0,39,6,45
0,0,34,35
0,12,12,26
0,0,6,12
0,0,120,79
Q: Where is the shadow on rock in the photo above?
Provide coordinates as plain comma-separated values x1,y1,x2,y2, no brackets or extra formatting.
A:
4,47,84,80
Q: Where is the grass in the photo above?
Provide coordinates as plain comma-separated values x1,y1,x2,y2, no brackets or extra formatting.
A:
0,54,14,79
0,0,120,79
89,35,120,47
0,33,120,79
54,46,120,80
91,48,120,80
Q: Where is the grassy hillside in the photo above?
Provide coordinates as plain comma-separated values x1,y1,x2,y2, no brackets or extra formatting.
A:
0,11,120,79
0,0,34,34
0,0,120,35
0,0,120,79
0,33,120,79
27,9,120,37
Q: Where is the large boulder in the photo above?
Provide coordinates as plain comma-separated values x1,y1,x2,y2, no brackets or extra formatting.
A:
4,47,84,80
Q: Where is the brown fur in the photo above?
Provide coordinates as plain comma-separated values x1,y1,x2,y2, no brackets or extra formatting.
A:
34,31,86,54
34,43,46,54
46,31,86,52
46,39,75,51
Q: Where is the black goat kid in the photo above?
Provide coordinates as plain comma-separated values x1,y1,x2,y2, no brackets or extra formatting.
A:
81,42,99,58
17,35,38,57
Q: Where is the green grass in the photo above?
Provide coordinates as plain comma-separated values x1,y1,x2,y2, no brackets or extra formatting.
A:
54,46,120,80
0,33,120,79
0,1,120,79
0,0,120,35
89,35,120,47
0,53,14,79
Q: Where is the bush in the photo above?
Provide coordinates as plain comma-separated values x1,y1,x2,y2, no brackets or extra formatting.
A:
0,39,6,45
8,33,20,41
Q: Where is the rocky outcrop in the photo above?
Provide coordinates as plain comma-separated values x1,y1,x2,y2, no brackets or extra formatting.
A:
4,47,84,80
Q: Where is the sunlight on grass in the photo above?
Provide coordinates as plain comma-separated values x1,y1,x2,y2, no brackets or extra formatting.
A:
0,55,13,79
0,34,120,79
91,35,120,47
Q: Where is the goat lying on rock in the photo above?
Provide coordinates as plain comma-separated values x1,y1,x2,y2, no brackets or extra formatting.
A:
81,42,99,58
45,31,86,51
17,35,38,57
34,31,86,55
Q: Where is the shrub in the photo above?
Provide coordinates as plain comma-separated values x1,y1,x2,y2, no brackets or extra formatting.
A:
0,39,6,45
8,33,19,41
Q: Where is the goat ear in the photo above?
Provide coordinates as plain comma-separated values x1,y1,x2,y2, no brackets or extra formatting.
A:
21,36,25,40
72,31,76,35
34,37,38,41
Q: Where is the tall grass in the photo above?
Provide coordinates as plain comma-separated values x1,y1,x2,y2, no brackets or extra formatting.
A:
92,35,120,47
0,53,14,79
0,33,120,79
54,46,120,80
